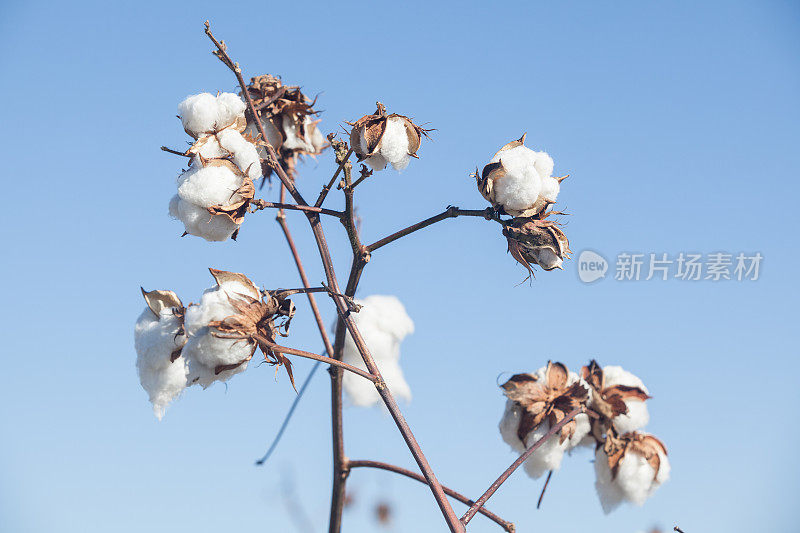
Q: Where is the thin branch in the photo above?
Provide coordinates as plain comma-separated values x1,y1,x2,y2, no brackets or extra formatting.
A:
204,21,306,206
349,460,515,533
160,146,190,157
536,471,553,509
254,337,376,382
253,199,343,218
367,206,502,253
255,362,321,465
460,407,585,527
315,147,354,207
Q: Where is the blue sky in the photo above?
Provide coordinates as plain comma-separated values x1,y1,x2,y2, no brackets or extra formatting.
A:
1,1,798,532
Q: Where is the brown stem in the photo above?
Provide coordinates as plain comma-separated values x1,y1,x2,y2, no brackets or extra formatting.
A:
460,407,584,527
315,147,354,208
258,339,376,382
536,470,552,509
254,200,343,218
349,460,515,532
366,207,501,253
161,146,190,157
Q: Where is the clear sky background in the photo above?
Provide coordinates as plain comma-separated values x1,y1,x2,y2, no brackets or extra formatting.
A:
1,1,798,532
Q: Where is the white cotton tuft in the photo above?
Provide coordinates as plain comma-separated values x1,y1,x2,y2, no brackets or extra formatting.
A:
539,176,561,203
535,248,563,270
281,115,324,154
169,160,247,241
498,400,527,453
134,307,188,419
217,129,263,180
533,151,554,180
603,365,650,433
182,279,259,388
490,145,543,212
178,92,246,137
378,117,411,170
594,447,625,514
338,295,415,407
522,421,570,479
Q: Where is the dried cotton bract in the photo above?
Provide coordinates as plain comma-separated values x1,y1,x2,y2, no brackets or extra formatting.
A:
581,360,651,435
338,295,415,407
349,103,427,171
183,269,297,389
503,216,571,275
499,362,591,478
170,93,262,241
244,74,326,179
594,432,670,513
134,289,188,419
477,134,566,218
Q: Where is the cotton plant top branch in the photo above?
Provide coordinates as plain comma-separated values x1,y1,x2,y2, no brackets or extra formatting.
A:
203,21,465,533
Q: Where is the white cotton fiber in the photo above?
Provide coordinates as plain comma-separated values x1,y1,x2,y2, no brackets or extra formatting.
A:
522,421,570,479
594,447,625,513
182,279,259,388
379,117,411,170
178,92,246,137
539,176,561,204
217,129,263,180
134,307,188,419
498,399,527,453
490,145,543,213
535,248,563,270
533,151,554,180
169,160,247,241
338,295,415,407
594,439,670,513
603,365,650,433
169,195,238,242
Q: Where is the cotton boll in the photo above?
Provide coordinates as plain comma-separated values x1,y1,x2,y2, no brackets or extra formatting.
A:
215,93,246,130
498,399,527,453
364,153,388,170
379,117,411,170
615,447,669,505
182,280,258,388
522,421,569,478
217,129,263,180
178,93,219,137
594,448,625,514
281,115,317,152
134,307,188,419
169,195,239,242
490,146,542,213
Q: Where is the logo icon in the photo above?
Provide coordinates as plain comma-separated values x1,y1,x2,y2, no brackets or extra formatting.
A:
578,250,608,283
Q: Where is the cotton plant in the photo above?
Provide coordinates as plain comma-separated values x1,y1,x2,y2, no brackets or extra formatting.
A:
135,23,673,532
168,92,262,241
338,295,415,407
349,103,428,171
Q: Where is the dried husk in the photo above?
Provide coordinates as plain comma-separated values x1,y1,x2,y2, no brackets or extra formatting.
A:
602,431,668,481
348,103,427,162
244,74,326,176
581,359,651,421
501,361,589,444
503,216,571,277
205,269,298,388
